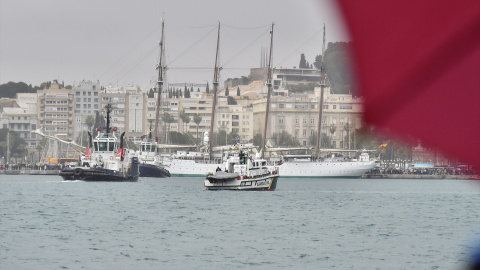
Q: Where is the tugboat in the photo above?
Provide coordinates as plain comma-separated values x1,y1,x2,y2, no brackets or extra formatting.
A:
205,145,279,191
136,130,171,178
59,104,139,182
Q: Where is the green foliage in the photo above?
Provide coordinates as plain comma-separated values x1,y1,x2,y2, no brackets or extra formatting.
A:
85,115,95,132
0,129,28,161
147,88,155,98
236,87,240,96
299,53,308,69
179,109,190,132
215,130,240,146
93,110,106,137
0,82,36,98
224,76,251,88
309,132,332,148
313,42,354,95
227,96,237,105
193,113,202,140
252,134,263,147
288,82,320,93
225,86,229,96
271,131,300,147
206,82,210,94
168,131,186,144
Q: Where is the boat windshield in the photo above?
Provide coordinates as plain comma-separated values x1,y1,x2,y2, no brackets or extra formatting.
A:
94,142,115,151
141,145,156,152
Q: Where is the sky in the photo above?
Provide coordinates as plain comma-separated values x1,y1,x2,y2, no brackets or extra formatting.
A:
0,0,349,90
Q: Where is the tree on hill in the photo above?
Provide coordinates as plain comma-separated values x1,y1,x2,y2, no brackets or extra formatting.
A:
236,87,240,96
0,82,36,98
299,53,308,69
227,96,237,105
147,88,155,98
206,82,210,94
313,41,355,95
224,76,251,88
225,86,229,96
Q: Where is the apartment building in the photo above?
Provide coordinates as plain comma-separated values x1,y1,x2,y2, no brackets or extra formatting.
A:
37,83,75,140
73,80,102,139
100,86,126,134
125,86,146,141
0,93,38,148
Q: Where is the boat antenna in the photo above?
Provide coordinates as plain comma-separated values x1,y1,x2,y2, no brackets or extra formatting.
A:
209,21,221,161
105,103,112,138
261,22,274,159
154,16,165,143
315,23,326,160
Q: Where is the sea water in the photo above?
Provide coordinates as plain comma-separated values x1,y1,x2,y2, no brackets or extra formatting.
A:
1,175,479,269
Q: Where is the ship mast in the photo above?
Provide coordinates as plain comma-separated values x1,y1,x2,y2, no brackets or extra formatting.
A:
315,23,326,160
154,17,165,143
209,21,221,161
261,23,274,159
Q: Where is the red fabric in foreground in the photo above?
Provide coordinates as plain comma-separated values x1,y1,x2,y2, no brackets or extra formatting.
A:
336,0,480,168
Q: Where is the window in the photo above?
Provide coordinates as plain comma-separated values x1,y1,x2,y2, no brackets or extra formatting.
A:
303,130,307,137
340,118,344,125
295,118,299,124
303,118,307,124
311,118,315,124
279,104,284,108
333,105,337,109
279,118,284,124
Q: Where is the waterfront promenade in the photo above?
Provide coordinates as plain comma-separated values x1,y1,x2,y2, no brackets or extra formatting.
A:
0,170,60,175
363,174,478,180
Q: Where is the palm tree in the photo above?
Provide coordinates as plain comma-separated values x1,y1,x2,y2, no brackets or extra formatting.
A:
85,115,95,133
179,109,190,133
193,113,202,143
329,124,336,148
163,112,175,144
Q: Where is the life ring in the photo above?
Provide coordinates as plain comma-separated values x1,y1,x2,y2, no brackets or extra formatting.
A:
74,168,83,176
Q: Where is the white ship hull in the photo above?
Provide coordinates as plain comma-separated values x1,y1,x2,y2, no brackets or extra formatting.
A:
273,161,376,178
164,158,226,177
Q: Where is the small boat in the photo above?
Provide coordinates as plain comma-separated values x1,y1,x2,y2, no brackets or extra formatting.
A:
59,104,139,182
205,146,279,191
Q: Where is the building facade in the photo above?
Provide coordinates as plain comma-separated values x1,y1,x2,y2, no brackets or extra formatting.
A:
37,83,75,140
73,80,102,139
253,87,364,148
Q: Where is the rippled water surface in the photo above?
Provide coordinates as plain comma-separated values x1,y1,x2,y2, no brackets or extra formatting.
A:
1,175,480,269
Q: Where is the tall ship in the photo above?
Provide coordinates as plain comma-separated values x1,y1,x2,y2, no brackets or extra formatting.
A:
156,21,227,177
263,24,376,178
268,151,376,178
59,104,140,181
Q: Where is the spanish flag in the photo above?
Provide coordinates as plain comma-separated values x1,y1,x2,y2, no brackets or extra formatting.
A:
379,143,388,148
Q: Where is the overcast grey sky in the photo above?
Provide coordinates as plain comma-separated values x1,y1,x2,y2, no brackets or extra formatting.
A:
0,0,348,89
